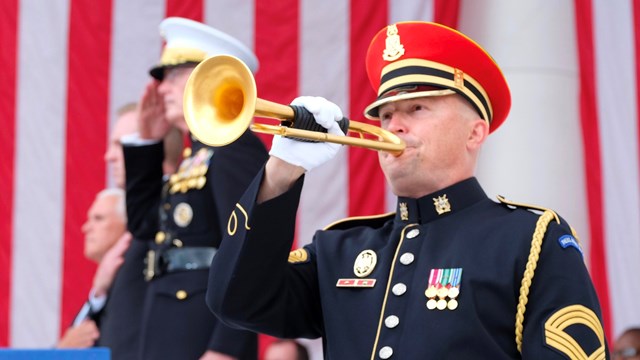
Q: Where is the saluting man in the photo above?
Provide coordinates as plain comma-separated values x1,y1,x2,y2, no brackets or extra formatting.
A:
206,22,609,359
122,17,267,360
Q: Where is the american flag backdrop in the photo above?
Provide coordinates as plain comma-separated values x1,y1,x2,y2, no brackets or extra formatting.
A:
1,0,639,357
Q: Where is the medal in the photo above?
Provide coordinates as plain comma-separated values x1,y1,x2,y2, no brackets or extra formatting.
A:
196,176,206,189
425,267,463,311
424,268,438,298
426,299,437,310
436,268,451,299
447,299,458,310
448,268,463,299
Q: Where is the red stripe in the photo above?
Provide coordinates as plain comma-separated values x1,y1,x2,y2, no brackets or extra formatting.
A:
348,0,388,217
0,0,18,346
166,0,203,21
434,0,460,28
254,0,300,149
254,0,299,356
573,0,612,343
60,0,113,333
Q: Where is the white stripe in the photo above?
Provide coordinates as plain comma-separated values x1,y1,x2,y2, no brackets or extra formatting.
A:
465,1,589,246
298,0,349,247
205,0,255,53
593,0,640,338
12,0,70,347
108,0,165,186
389,0,434,23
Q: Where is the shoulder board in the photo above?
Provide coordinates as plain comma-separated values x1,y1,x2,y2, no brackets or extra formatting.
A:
496,195,560,224
323,212,395,231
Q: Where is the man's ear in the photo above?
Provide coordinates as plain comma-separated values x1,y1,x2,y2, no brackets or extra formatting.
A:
467,119,489,151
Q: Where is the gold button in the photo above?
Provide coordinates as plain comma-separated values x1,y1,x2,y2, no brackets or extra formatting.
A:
163,203,171,210
155,232,166,244
176,290,187,300
183,147,192,158
172,239,183,248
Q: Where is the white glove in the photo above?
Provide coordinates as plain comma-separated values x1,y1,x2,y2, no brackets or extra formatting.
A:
269,96,345,172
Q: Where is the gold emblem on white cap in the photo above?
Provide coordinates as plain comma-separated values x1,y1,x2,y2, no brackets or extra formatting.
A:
354,250,377,277
383,24,405,61
433,195,451,215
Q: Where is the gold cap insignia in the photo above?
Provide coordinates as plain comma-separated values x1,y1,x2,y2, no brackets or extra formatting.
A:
354,250,377,278
288,248,309,264
433,195,451,215
173,202,193,227
399,202,409,221
382,24,405,61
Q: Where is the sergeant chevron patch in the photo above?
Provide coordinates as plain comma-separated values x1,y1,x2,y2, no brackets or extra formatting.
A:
544,304,606,360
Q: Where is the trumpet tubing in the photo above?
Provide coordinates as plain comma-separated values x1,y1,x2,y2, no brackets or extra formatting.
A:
183,55,405,155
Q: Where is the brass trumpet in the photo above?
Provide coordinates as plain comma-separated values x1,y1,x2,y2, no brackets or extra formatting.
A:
183,55,405,155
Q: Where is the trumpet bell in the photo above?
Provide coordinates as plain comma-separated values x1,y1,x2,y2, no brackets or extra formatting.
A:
183,55,257,146
184,55,405,155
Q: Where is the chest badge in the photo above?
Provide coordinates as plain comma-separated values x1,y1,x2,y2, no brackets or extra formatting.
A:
170,148,213,194
433,195,452,215
173,202,193,227
354,250,377,278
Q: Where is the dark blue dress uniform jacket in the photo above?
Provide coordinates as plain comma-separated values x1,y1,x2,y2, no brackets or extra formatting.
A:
124,130,267,360
207,172,609,359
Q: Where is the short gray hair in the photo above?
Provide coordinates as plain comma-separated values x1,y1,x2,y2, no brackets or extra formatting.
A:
96,188,127,222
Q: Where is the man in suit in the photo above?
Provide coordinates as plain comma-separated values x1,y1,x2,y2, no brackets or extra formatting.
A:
57,188,129,348
206,22,608,359
123,17,267,360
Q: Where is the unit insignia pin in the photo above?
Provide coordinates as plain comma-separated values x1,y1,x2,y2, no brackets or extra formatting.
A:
433,195,451,215
354,250,377,278
399,202,409,221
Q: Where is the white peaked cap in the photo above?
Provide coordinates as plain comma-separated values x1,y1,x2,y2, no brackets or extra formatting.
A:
150,17,259,79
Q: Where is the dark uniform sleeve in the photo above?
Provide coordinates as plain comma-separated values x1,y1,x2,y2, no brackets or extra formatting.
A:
207,169,324,339
520,218,609,359
205,130,268,354
123,142,164,240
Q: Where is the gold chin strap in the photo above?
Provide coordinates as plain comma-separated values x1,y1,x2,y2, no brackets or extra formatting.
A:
515,210,556,353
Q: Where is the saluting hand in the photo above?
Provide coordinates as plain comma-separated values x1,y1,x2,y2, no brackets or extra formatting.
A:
138,80,172,140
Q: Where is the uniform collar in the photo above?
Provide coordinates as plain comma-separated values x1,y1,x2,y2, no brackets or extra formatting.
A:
394,177,487,224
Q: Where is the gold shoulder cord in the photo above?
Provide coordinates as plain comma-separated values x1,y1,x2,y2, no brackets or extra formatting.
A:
515,210,556,353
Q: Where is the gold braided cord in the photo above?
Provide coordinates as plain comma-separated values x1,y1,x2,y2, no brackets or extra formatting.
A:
515,210,556,353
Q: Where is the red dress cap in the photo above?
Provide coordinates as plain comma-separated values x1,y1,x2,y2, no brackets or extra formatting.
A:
364,21,511,133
